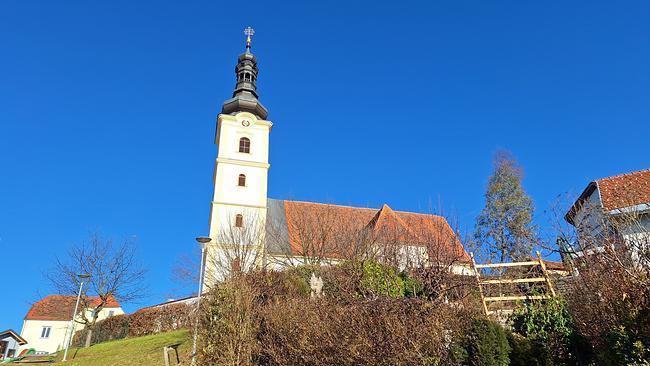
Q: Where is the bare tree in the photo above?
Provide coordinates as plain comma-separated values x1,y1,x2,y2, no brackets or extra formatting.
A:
47,232,147,347
203,211,268,289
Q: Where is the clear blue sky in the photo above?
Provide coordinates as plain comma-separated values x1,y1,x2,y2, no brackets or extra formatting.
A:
1,0,648,331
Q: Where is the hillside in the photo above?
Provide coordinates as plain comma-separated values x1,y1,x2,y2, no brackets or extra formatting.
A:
54,330,190,366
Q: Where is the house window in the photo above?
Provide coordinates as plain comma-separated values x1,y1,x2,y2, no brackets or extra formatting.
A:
238,174,246,187
40,326,51,339
108,310,115,317
232,257,241,273
235,214,243,228
239,137,250,153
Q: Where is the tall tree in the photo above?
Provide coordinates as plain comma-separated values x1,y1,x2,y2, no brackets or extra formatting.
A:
474,151,537,263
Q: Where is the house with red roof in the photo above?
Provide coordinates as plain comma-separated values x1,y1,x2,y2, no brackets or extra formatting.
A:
565,168,650,263
19,295,123,354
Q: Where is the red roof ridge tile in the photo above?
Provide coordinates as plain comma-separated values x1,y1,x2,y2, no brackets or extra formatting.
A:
281,199,446,219
595,168,650,183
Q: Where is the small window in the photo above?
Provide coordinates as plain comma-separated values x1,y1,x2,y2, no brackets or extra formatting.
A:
235,214,243,228
231,257,241,273
238,174,246,187
40,326,51,339
108,310,115,317
239,137,250,153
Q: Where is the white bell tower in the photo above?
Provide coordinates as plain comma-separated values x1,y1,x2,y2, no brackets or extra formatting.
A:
203,28,272,287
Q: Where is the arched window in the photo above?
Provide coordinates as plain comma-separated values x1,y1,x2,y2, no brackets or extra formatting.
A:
239,137,250,153
238,174,246,187
235,214,243,228
231,257,241,273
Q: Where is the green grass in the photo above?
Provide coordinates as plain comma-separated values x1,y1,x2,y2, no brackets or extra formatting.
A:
53,329,191,366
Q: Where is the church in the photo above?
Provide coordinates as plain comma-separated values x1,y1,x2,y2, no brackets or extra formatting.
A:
201,30,471,288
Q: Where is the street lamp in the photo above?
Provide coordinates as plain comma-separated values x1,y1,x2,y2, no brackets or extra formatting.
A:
63,273,91,362
191,236,211,365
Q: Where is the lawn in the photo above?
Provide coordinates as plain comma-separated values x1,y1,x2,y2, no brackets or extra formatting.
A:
53,329,191,366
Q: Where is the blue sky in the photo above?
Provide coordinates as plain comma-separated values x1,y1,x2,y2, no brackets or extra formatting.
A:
1,0,649,331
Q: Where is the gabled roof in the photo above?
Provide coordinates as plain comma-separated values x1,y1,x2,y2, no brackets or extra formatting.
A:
0,329,27,345
267,199,470,263
25,295,121,321
566,169,650,224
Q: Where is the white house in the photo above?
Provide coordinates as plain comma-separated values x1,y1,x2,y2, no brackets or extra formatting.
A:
200,31,473,288
19,295,124,354
565,168,650,264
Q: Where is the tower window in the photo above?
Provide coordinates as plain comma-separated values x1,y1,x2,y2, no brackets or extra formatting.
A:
239,137,250,153
238,174,246,186
235,214,243,228
231,257,241,273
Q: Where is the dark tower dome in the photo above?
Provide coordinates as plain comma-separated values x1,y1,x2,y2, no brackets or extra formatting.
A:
221,28,269,120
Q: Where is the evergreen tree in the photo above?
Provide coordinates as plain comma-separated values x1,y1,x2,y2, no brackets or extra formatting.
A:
474,151,537,263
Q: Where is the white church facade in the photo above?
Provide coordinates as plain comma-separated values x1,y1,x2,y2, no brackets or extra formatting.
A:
201,31,472,289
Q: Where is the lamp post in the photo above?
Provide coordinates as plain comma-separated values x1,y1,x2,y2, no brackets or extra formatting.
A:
63,273,90,362
191,236,211,365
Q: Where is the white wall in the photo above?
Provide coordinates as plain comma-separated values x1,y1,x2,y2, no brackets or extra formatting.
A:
204,112,272,288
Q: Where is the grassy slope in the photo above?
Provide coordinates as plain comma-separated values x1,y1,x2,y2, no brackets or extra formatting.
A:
54,330,191,366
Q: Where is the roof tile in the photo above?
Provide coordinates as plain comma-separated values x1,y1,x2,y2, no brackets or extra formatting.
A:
25,295,121,321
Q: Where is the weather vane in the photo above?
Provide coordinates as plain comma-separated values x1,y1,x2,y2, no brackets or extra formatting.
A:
244,27,255,48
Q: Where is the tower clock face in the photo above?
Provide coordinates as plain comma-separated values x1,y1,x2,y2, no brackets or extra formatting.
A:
241,120,251,127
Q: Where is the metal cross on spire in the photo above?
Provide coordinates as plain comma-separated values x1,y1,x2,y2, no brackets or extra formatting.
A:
244,27,255,49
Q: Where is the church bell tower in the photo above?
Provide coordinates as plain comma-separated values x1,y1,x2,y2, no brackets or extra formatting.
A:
204,28,272,287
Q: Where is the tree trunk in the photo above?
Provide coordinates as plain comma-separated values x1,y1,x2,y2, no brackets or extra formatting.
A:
84,328,93,348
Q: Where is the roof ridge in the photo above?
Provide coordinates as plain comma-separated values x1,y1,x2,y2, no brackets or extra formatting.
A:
280,199,381,212
276,198,446,218
595,168,650,182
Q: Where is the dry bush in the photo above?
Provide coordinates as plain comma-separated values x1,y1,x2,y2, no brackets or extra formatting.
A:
198,266,480,366
258,298,466,366
550,189,650,362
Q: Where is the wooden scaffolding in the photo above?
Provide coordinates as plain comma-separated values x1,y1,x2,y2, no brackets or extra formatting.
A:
470,251,557,317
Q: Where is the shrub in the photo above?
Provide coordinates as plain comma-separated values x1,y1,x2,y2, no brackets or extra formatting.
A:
507,332,553,366
257,297,462,366
72,302,194,347
510,297,578,365
597,325,650,366
460,318,510,366
358,260,406,298
199,268,474,366
199,276,258,366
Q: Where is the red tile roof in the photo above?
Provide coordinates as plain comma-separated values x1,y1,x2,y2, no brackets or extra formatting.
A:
566,168,650,224
542,259,566,271
25,295,121,321
282,200,470,263
596,169,650,211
